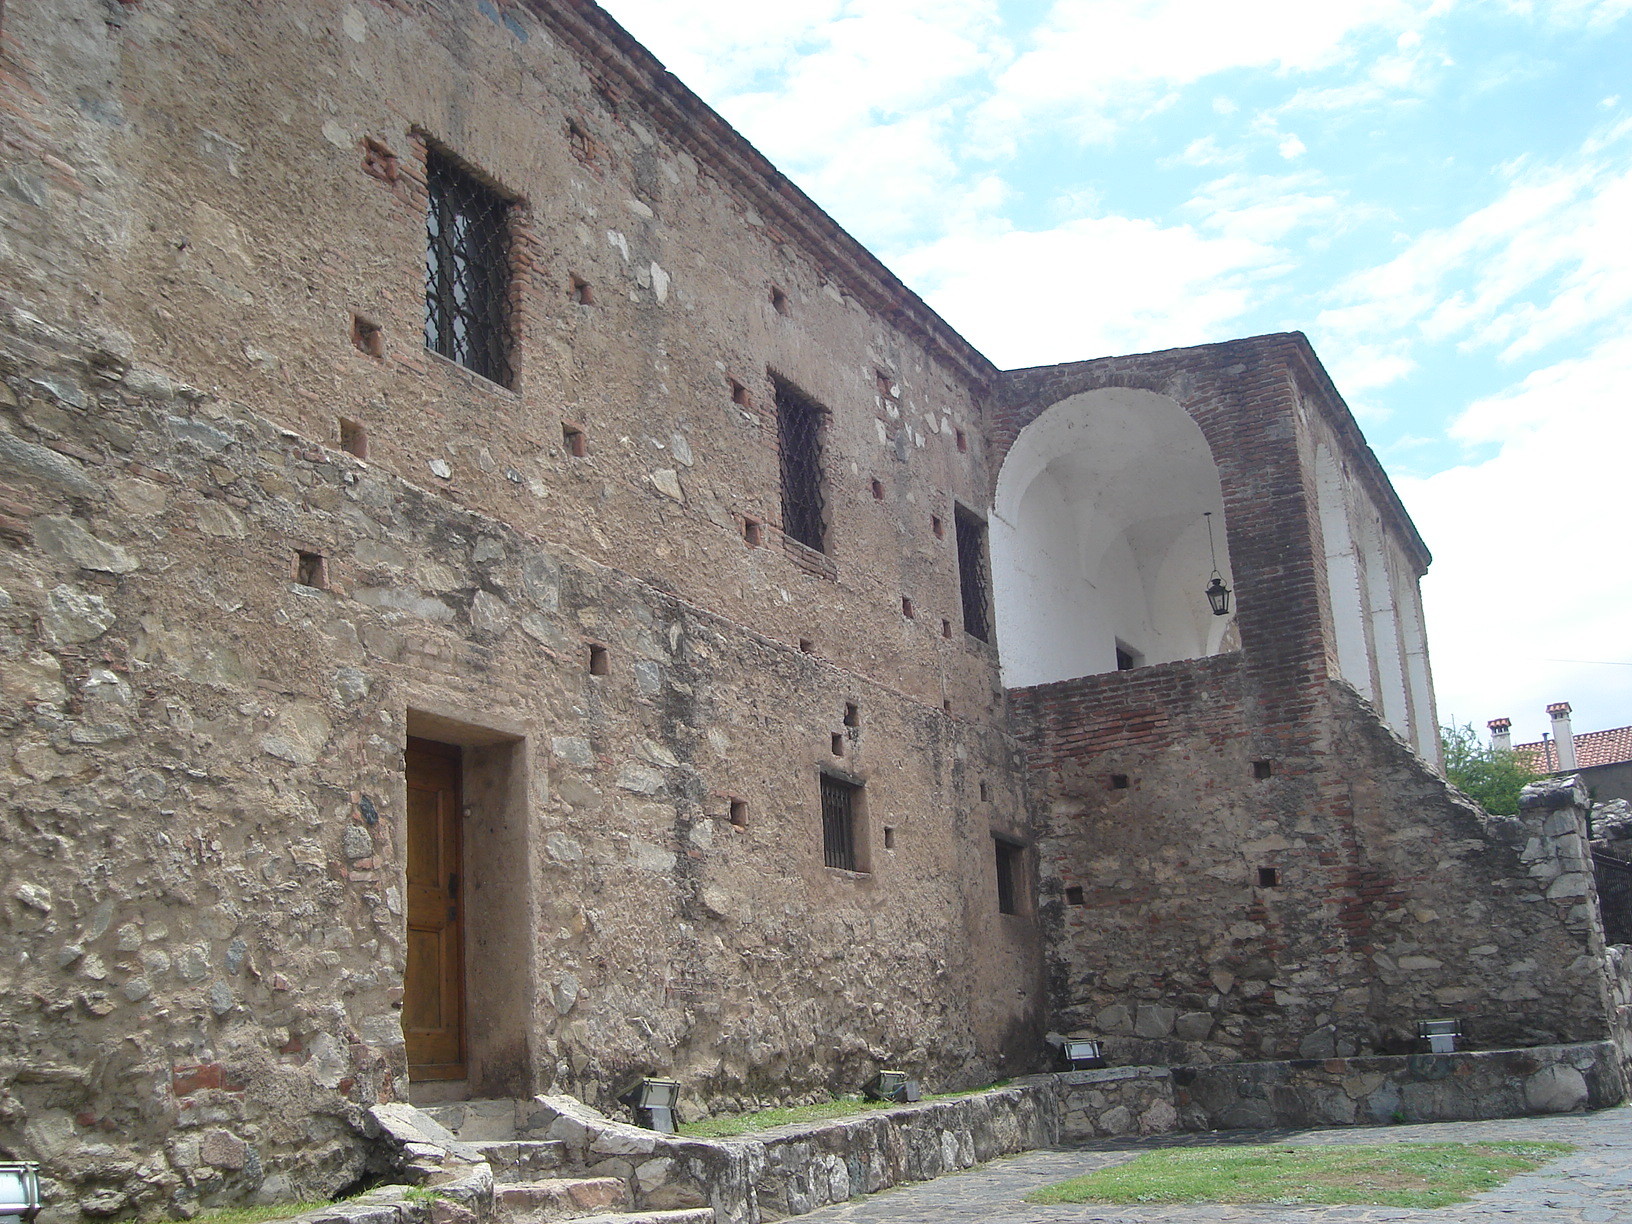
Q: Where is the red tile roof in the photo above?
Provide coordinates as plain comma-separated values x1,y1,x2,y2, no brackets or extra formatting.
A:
1515,725,1632,773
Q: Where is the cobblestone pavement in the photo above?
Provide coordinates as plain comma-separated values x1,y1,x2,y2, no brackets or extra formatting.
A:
794,1107,1632,1223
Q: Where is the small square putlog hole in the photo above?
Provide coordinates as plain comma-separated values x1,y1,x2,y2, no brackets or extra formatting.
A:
955,428,968,453
743,517,763,547
562,422,588,457
843,702,859,727
1258,866,1280,888
587,644,609,675
830,732,844,757
729,799,748,828
730,378,753,408
294,550,328,589
1064,885,1086,906
901,596,915,619
883,825,896,850
770,285,789,315
871,478,885,501
1253,760,1274,780
570,274,595,305
338,418,368,459
351,313,384,358
941,618,952,639
1110,773,1130,790
931,514,944,539
799,638,815,654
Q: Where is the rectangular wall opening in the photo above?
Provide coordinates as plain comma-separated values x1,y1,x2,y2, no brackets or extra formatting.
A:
820,772,867,873
403,710,532,1103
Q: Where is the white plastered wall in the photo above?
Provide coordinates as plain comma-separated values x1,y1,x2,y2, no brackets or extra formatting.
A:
991,388,1236,688
1311,429,1440,764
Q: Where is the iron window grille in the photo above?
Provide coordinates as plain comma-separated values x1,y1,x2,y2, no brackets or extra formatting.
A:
424,147,514,387
821,773,861,871
994,836,1023,915
775,376,828,553
955,505,991,641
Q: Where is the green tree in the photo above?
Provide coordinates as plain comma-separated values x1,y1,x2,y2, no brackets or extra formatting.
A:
1439,723,1544,816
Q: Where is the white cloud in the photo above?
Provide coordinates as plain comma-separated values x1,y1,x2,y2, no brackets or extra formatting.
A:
1397,331,1632,740
891,214,1273,367
1278,134,1308,159
974,0,1445,145
1317,124,1632,385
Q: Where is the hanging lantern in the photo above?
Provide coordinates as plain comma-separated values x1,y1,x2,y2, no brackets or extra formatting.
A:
1203,512,1231,617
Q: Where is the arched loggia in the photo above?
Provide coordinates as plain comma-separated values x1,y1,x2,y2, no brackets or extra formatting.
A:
990,387,1237,688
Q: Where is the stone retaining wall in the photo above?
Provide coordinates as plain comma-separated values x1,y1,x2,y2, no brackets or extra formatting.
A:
1176,1041,1625,1129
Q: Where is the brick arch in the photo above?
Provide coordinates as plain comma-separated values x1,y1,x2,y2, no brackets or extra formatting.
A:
989,384,1235,687
989,334,1333,698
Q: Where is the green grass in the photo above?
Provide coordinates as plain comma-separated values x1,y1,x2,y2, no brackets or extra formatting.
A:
678,1082,1012,1139
171,1202,334,1224
1024,1141,1574,1210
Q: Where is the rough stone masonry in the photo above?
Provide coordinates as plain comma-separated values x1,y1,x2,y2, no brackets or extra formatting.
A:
0,1,1623,1220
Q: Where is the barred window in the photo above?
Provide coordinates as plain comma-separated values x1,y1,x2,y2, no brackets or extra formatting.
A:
955,505,991,642
775,376,827,553
424,147,513,387
821,773,863,872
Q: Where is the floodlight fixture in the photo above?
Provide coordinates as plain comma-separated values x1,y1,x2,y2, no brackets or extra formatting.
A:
620,1077,681,1133
1416,1019,1461,1054
0,1163,41,1224
1062,1039,1105,1070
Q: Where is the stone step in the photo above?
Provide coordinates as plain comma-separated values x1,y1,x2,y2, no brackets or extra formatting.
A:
418,1098,559,1142
419,1098,524,1141
494,1177,628,1223
561,1213,714,1224
469,1139,568,1181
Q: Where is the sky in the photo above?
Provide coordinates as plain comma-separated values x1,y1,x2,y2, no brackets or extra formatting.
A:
598,0,1632,746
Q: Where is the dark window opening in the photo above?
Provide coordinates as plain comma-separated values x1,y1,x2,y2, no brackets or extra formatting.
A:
743,517,763,547
994,836,1023,915
941,619,952,639
729,799,748,828
423,146,513,387
1110,773,1130,789
295,550,327,589
942,699,952,715
587,644,609,675
955,506,991,642
883,825,896,850
1064,885,1086,906
901,596,915,619
1253,760,1274,780
821,774,863,872
843,703,860,727
774,376,827,553
931,514,944,539
1258,866,1280,888
830,733,844,757
1115,642,1140,671
979,781,991,802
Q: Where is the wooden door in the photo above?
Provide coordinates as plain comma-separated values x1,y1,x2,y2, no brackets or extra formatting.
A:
404,738,465,1079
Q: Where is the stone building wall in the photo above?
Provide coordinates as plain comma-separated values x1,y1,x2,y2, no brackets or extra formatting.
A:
1015,625,1612,1066
1,1,1621,1222
0,311,1041,1217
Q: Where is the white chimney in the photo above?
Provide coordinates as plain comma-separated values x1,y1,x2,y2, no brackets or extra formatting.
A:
1547,702,1577,772
1488,717,1512,752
